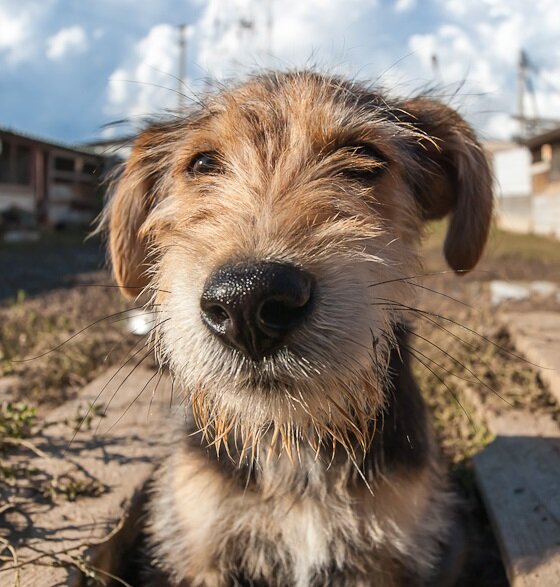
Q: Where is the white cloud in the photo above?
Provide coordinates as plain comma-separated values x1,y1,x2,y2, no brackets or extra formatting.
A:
101,0,560,142
106,0,379,123
106,24,179,120
46,26,89,61
193,0,377,79
0,2,51,64
405,1,560,138
394,0,416,13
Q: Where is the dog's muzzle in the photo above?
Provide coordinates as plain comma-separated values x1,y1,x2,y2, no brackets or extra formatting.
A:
200,261,314,360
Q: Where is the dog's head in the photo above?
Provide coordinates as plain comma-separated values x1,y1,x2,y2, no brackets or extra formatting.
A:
107,72,492,456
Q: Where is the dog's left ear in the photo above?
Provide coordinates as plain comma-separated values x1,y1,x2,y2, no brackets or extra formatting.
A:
398,98,493,272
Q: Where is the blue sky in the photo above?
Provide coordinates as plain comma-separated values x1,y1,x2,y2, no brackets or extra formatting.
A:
1,0,559,144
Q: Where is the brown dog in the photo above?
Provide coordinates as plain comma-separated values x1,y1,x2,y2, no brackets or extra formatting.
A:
107,71,492,586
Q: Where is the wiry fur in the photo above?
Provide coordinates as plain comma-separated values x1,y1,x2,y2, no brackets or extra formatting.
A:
106,71,493,586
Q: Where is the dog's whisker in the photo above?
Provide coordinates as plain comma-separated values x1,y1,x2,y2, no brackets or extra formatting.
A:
64,332,157,452
367,268,487,288
12,305,154,363
374,297,549,368
87,316,169,436
398,336,483,389
406,328,514,407
106,368,162,434
66,283,172,294
398,280,474,309
402,343,476,428
147,367,166,423
92,341,161,437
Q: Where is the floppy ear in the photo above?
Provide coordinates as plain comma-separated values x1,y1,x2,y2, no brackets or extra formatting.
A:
399,98,493,272
108,126,169,298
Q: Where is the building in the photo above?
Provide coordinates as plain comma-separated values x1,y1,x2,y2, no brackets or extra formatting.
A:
487,140,533,234
524,128,560,238
488,131,560,239
0,126,107,230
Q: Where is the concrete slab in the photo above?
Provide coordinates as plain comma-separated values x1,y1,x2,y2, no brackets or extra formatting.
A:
468,314,560,587
474,435,560,587
0,364,174,586
502,311,560,405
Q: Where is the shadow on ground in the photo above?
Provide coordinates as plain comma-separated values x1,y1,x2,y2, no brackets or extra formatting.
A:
0,232,106,302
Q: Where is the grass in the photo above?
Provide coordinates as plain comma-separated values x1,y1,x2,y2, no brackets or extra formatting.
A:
423,220,560,281
416,222,560,465
0,279,140,405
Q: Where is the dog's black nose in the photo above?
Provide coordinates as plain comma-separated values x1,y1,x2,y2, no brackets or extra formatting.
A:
200,261,314,360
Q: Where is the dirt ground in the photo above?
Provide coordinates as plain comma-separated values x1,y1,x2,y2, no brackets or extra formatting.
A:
1,224,559,585
0,232,105,302
411,223,560,586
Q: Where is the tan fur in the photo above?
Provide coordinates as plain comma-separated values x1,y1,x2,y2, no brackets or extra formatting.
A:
106,71,493,586
151,439,450,587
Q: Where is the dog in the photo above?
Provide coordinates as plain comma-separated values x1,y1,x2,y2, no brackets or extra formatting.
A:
107,70,493,586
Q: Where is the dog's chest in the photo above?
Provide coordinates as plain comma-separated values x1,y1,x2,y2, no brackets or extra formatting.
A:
158,452,381,586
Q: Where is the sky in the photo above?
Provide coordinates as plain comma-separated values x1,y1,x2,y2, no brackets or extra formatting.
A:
1,0,559,145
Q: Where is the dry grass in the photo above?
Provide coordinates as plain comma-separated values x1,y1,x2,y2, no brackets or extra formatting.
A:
0,275,141,406
414,223,559,469
410,223,560,586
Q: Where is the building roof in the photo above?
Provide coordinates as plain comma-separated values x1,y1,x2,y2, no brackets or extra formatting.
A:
523,127,560,149
0,125,105,159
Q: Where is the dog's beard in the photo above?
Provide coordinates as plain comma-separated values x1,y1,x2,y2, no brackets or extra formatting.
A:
171,337,394,465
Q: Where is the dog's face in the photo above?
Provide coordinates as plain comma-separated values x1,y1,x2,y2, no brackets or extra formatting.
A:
108,72,492,456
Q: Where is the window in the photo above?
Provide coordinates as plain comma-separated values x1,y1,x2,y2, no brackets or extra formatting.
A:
0,139,11,183
15,145,31,185
82,162,98,175
54,156,75,172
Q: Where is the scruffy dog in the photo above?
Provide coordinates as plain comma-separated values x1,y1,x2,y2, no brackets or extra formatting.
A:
107,71,493,586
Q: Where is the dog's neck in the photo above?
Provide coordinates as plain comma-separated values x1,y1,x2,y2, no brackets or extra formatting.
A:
182,326,430,490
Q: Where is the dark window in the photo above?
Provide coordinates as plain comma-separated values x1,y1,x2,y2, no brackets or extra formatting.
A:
0,139,12,183
15,145,31,185
54,156,75,172
82,162,98,175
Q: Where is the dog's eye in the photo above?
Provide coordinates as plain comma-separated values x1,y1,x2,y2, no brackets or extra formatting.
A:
186,152,222,176
342,145,387,181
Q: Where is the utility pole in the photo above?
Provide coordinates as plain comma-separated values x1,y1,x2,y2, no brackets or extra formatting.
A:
178,24,188,110
516,48,529,135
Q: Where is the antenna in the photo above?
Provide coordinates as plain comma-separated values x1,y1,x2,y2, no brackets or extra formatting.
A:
513,48,560,138
516,49,528,134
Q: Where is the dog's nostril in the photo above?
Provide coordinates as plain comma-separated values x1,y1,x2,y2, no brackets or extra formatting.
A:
259,297,311,331
204,303,230,329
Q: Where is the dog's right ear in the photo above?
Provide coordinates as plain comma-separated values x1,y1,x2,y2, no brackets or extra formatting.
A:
108,125,171,298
